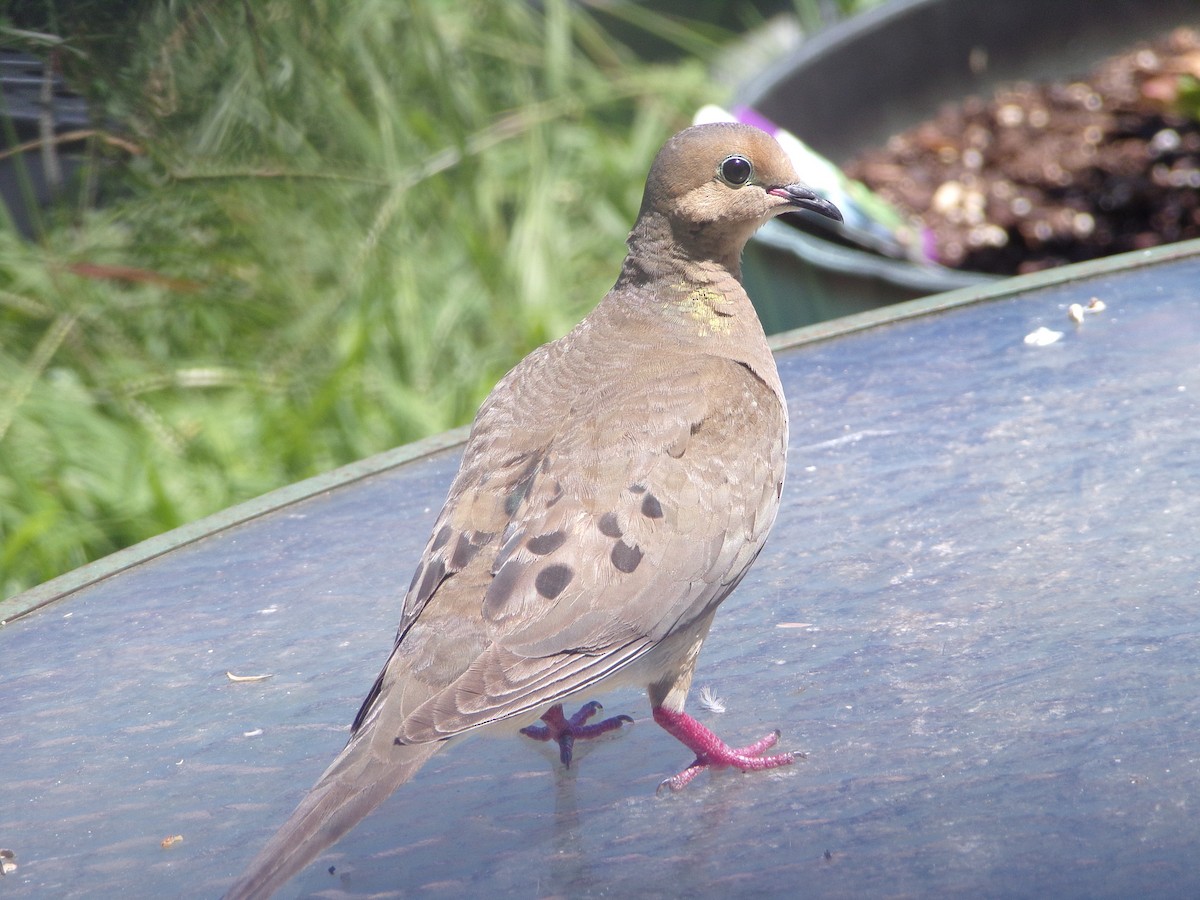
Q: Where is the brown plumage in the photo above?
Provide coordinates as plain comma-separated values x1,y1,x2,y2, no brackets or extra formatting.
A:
224,122,842,899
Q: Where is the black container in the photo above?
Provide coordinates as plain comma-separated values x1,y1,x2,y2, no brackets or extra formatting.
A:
0,50,91,237
739,0,1200,332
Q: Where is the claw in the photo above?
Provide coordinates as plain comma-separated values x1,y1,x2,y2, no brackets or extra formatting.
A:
652,706,797,791
657,758,706,794
520,702,634,767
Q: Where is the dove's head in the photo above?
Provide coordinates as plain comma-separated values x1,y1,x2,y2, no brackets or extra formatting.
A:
636,122,841,267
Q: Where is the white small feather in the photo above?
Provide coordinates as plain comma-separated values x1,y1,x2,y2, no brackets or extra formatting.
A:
697,685,726,714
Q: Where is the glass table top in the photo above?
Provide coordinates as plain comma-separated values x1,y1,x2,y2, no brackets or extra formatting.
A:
3,243,1199,898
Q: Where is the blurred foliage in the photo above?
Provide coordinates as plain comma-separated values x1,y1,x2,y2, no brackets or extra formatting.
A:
0,0,874,598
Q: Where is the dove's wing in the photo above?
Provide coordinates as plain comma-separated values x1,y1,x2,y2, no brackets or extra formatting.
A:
353,312,786,744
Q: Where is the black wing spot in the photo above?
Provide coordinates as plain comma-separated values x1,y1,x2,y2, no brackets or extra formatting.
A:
598,512,623,538
641,494,664,519
535,564,575,600
527,530,567,555
430,524,453,551
450,532,487,569
611,540,643,574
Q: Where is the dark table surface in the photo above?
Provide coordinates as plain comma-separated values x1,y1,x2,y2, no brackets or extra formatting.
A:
3,243,1199,898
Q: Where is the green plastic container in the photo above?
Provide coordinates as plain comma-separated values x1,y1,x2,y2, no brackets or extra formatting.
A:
739,0,1200,332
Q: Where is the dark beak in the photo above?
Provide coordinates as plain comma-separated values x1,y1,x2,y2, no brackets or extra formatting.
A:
769,184,843,223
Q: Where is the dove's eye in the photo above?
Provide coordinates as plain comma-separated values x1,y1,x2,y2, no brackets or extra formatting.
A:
719,155,753,186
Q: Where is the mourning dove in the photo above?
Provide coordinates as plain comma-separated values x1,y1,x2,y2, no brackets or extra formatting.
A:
224,122,842,899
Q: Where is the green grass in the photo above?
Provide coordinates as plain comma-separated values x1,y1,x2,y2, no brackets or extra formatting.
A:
0,0,874,599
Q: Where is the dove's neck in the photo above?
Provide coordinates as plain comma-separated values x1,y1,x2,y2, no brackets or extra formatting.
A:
615,209,765,328
619,209,749,286
604,211,781,400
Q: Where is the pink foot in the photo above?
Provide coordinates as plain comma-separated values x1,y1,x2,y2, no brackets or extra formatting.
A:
652,706,800,793
520,701,634,767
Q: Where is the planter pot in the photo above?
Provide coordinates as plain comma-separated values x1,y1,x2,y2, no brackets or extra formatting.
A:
738,0,1200,332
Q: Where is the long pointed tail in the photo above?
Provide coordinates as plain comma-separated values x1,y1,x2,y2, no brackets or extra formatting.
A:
223,736,442,900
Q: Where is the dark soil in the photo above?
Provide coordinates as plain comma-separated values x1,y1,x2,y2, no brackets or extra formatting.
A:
844,27,1200,275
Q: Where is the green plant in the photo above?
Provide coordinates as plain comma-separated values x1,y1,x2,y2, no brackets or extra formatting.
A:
0,0,722,597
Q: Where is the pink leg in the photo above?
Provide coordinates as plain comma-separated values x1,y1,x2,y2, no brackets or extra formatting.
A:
652,706,800,793
520,701,634,767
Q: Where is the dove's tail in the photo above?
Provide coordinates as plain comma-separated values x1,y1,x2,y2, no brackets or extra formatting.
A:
223,735,442,900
